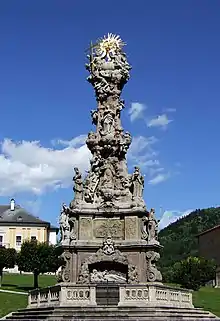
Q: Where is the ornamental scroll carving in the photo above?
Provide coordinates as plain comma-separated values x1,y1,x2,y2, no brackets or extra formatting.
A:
57,250,72,283
146,250,162,283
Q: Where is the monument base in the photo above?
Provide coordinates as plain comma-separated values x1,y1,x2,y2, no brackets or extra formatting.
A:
3,283,220,320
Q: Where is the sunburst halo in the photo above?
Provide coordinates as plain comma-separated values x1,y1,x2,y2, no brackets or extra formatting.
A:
95,33,126,59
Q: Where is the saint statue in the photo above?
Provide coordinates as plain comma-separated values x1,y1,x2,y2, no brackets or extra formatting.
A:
73,167,83,203
130,166,144,199
147,208,158,243
102,113,114,135
59,204,70,242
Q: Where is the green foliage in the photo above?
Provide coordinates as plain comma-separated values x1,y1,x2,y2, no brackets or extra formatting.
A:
17,240,62,288
159,207,220,271
0,247,17,286
172,256,216,291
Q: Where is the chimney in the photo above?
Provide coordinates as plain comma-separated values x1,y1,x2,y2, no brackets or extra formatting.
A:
10,198,15,211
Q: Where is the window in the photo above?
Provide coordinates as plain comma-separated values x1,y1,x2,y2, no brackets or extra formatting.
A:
0,235,3,246
31,236,37,241
16,235,22,246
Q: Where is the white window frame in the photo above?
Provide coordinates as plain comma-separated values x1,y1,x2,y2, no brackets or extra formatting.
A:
0,234,3,246
15,234,22,247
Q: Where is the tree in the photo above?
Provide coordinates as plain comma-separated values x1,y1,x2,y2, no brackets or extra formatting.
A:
0,247,17,287
172,256,216,291
17,240,63,288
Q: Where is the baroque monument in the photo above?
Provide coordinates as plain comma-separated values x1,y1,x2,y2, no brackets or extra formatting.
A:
8,34,219,320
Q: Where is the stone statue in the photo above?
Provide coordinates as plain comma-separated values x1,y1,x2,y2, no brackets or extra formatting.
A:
59,204,70,243
141,208,159,244
73,167,83,203
102,113,114,135
101,161,114,189
68,216,77,241
90,269,107,283
147,208,159,243
130,166,144,199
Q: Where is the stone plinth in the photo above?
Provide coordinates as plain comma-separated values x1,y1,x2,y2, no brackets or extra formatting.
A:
28,283,193,309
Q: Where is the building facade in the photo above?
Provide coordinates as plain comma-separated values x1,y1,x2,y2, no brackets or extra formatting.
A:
197,225,220,287
0,199,58,251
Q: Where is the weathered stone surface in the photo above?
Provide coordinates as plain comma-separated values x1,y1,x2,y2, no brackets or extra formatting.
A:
93,218,124,238
125,216,138,240
79,217,92,240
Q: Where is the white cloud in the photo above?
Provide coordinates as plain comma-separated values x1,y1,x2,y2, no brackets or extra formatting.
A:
52,135,87,147
147,114,173,129
0,130,171,196
158,209,193,230
128,102,146,122
148,173,169,185
128,136,169,184
0,137,91,196
128,135,158,169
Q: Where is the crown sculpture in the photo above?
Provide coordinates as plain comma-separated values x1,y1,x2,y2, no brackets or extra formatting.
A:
58,33,162,285
23,34,217,320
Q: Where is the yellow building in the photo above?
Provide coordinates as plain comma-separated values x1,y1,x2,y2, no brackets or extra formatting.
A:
0,199,58,251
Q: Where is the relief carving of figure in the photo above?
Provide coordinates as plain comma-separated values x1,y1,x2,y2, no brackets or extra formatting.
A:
90,269,107,283
73,167,83,203
101,160,114,189
130,166,144,199
102,113,114,135
59,204,70,242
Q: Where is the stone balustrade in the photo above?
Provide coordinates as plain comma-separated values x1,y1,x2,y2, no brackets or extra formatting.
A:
28,284,96,308
28,285,60,308
119,284,193,308
28,283,193,309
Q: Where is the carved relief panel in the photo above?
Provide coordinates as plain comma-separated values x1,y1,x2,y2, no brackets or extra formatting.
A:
93,218,124,239
125,216,138,240
79,217,92,240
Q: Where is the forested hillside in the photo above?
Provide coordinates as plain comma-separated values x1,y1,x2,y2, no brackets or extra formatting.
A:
158,207,220,271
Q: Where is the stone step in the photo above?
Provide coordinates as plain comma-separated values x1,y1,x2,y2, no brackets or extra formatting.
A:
5,306,220,321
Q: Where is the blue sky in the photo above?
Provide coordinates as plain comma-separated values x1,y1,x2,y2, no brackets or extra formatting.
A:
0,0,220,229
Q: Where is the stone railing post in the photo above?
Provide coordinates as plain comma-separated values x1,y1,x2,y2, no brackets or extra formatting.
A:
90,286,97,305
148,285,156,304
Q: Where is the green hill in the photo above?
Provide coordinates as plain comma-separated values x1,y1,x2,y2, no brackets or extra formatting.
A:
158,207,220,272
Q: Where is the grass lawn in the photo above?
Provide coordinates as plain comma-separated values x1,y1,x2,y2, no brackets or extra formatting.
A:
193,286,220,317
0,274,220,318
1,273,56,292
0,292,27,318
